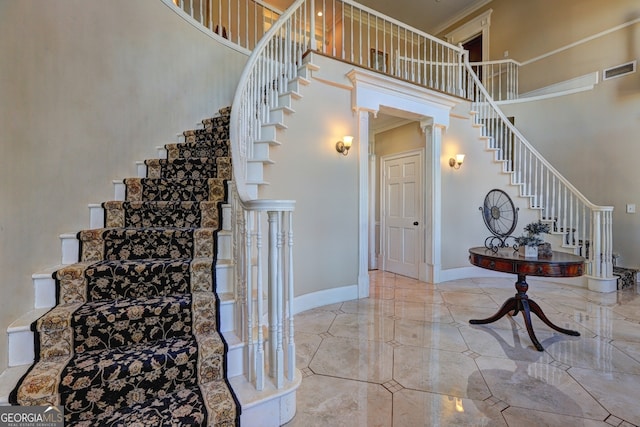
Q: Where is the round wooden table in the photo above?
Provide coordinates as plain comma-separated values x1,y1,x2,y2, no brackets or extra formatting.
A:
468,246,585,351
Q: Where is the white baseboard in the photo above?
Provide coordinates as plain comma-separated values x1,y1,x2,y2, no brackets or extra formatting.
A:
293,284,358,315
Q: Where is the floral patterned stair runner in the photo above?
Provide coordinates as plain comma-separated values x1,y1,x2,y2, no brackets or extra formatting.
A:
10,108,239,426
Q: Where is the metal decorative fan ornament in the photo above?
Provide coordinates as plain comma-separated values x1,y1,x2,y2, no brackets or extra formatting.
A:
479,189,518,252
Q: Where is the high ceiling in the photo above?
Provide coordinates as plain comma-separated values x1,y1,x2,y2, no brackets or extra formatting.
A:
353,0,491,35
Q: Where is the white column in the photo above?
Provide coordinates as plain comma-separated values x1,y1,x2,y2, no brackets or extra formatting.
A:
368,150,377,270
357,109,370,298
422,120,445,283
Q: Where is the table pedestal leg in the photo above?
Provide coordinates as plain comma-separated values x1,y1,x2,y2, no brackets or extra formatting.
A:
469,274,580,351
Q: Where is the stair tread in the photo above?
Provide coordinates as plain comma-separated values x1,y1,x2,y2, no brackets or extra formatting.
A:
8,307,51,332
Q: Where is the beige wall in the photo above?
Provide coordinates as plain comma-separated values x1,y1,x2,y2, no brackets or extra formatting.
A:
0,0,247,371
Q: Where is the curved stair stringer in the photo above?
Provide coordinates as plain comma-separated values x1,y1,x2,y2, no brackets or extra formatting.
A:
244,61,316,197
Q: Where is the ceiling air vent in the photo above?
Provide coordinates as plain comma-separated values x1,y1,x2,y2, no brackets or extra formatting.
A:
603,60,636,81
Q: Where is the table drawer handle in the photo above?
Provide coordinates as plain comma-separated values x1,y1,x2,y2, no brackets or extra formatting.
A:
488,261,495,269
536,266,544,274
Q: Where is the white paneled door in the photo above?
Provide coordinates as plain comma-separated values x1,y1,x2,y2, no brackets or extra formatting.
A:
382,151,423,279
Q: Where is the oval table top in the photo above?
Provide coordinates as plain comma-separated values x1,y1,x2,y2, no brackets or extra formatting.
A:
469,246,585,278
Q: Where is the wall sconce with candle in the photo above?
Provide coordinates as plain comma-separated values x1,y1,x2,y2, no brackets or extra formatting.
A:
336,136,353,156
449,154,465,169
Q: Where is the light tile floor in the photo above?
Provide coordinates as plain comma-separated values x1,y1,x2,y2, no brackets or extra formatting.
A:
285,270,640,427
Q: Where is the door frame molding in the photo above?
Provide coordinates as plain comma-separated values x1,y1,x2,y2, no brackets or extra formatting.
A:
348,68,458,294
445,9,492,62
379,149,425,278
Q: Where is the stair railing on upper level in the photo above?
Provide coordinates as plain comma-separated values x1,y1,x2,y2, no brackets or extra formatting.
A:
172,0,283,51
469,59,520,101
462,51,614,281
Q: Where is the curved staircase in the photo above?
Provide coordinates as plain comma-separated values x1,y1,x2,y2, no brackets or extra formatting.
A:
8,108,241,426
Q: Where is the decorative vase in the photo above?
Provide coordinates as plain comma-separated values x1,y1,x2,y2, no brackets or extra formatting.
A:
521,244,538,258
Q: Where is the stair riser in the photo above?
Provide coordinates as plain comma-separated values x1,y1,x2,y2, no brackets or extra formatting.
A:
247,161,265,183
7,330,34,367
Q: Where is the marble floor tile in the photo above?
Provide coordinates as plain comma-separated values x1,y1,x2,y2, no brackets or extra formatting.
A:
309,335,394,383
475,356,609,420
610,339,640,364
435,278,485,293
368,285,395,300
569,367,640,426
394,346,491,400
394,287,444,304
393,389,507,427
329,312,395,342
545,336,640,374
340,298,395,317
441,290,501,308
294,308,337,334
502,406,610,426
394,300,454,323
287,272,640,427
295,331,323,368
285,375,392,427
394,318,467,352
459,325,555,362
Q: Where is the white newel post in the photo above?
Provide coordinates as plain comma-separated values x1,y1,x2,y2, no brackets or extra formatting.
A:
255,212,265,391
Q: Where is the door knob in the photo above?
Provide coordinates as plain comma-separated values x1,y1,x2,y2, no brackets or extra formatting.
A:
413,221,419,226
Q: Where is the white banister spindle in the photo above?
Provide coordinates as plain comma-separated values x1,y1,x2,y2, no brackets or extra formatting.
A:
255,211,265,390
592,210,602,277
310,0,316,50
244,209,254,382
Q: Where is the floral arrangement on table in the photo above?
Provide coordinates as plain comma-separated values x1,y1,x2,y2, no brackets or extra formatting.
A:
514,220,551,258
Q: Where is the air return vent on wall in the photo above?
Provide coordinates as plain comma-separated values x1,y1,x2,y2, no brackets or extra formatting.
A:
603,60,636,80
